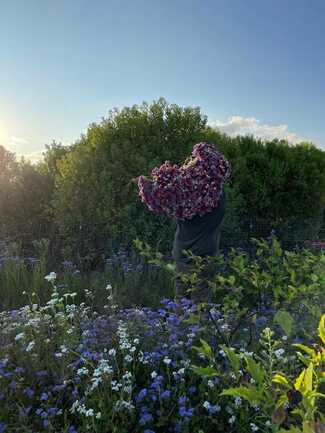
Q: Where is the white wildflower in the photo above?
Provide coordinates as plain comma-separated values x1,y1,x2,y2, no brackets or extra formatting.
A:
124,354,133,363
274,348,285,359
77,367,89,376
203,401,210,410
15,332,25,341
108,348,116,357
45,272,57,282
85,408,94,417
25,341,35,352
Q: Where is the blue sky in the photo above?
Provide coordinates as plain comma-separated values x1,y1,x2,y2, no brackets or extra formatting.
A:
1,0,324,162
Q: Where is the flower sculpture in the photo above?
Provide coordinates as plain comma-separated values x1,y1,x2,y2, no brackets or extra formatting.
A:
137,142,231,220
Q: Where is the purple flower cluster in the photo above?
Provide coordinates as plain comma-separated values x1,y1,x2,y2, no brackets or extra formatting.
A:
137,142,231,220
138,143,231,220
0,293,250,433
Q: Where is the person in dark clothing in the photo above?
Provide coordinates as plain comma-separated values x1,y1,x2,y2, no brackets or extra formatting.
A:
172,189,226,301
134,142,231,303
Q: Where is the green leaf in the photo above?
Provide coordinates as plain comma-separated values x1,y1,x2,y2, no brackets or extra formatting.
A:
223,346,240,372
293,344,315,357
245,356,265,385
296,352,310,367
199,339,213,358
318,314,325,345
221,386,261,405
294,370,305,391
303,363,313,393
192,339,213,359
191,366,218,377
272,374,290,387
275,394,289,410
274,310,294,336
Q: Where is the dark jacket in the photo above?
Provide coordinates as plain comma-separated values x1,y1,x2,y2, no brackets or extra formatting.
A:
172,189,226,263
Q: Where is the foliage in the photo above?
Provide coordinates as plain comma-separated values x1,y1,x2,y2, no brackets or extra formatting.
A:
217,315,325,432
134,236,325,342
0,261,324,432
1,100,325,265
0,153,54,246
0,240,174,311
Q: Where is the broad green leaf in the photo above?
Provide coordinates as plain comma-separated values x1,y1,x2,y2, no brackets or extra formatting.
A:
272,374,290,387
223,346,240,372
296,352,310,367
192,339,213,359
294,370,305,391
274,310,294,336
303,363,313,393
191,366,218,377
221,386,260,405
293,344,315,357
319,315,325,345
199,339,213,358
245,356,265,385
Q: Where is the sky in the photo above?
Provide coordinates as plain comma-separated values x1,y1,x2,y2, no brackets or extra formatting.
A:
0,0,324,163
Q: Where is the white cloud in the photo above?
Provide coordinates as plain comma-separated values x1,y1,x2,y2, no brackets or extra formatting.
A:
17,149,45,164
2,136,45,164
8,136,30,147
209,116,306,144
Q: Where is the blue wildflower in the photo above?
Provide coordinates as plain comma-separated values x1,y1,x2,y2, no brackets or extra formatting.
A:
161,390,171,399
178,396,188,405
24,387,34,398
0,422,7,433
9,380,18,389
179,406,194,419
136,388,148,402
139,411,153,425
40,392,49,401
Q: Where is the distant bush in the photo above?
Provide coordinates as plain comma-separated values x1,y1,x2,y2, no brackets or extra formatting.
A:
1,99,325,266
50,98,325,265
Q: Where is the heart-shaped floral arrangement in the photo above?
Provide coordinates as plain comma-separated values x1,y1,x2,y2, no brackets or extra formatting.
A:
137,142,231,220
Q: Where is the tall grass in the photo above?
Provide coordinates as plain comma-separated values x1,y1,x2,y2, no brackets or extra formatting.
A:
0,239,174,311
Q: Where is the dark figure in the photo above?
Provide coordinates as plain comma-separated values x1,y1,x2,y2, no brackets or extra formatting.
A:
172,189,226,302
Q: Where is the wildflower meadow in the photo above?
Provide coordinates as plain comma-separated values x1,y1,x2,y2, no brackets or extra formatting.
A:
0,236,324,433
